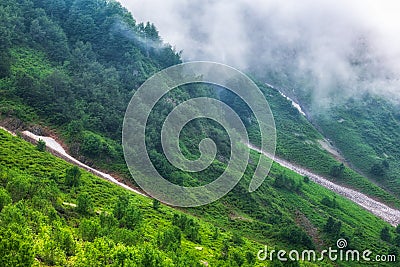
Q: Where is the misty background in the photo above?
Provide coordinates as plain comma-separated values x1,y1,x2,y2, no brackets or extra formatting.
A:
119,0,400,109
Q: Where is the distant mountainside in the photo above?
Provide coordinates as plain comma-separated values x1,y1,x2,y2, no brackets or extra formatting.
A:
264,75,400,197
312,97,400,196
258,50,400,197
1,0,400,266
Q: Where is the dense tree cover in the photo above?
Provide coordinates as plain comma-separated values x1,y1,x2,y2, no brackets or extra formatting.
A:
0,0,180,142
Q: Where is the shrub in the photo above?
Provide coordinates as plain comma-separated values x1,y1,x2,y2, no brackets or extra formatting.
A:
65,166,81,187
77,192,93,215
381,226,392,242
0,188,11,211
157,226,181,252
79,218,101,242
36,139,46,152
321,196,338,209
152,199,160,210
324,217,342,237
330,163,345,178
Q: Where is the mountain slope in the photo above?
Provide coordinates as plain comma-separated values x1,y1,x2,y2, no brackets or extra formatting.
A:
0,0,396,208
1,128,271,267
314,97,400,196
1,0,400,266
1,127,398,267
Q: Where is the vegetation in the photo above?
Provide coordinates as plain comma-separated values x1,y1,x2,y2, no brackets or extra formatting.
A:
0,0,399,266
1,121,399,266
314,97,400,197
0,0,396,210
36,139,46,152
0,129,268,266
65,166,81,187
248,82,400,207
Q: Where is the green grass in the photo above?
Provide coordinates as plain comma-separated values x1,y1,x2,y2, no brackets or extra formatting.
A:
315,97,400,197
2,0,399,265
0,129,270,267
1,47,399,266
1,128,399,266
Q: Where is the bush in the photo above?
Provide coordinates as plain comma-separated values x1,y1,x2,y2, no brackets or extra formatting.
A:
0,224,35,267
113,194,130,220
321,196,338,209
81,131,117,159
330,163,345,178
152,199,160,210
79,218,101,242
36,139,46,152
0,188,11,211
65,166,81,187
120,203,141,230
172,214,201,243
99,212,118,230
280,225,314,249
157,226,181,252
6,174,32,202
77,192,93,215
110,228,142,247
324,217,342,237
381,226,392,242
273,173,302,192
231,232,244,246
370,163,386,177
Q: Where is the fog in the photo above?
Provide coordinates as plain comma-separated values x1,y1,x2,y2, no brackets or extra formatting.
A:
119,0,400,108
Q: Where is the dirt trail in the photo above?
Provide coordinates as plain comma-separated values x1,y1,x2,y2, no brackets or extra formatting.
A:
248,143,400,226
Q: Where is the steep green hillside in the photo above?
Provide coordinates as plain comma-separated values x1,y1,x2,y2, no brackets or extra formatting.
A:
1,126,399,266
0,129,270,267
247,82,400,207
1,0,400,266
314,96,400,197
0,0,397,208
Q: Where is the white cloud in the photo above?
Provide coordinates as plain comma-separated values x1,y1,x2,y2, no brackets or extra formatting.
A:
119,0,400,106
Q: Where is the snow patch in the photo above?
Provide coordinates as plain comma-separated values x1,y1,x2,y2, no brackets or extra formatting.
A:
22,131,147,197
248,142,400,226
265,83,306,116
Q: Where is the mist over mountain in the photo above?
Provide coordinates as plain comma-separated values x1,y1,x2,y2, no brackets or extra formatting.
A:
120,0,400,108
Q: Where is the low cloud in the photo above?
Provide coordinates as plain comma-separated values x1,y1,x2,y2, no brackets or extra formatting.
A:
119,0,400,108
